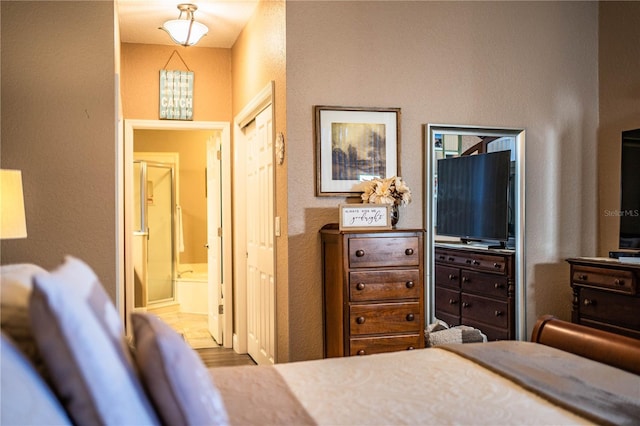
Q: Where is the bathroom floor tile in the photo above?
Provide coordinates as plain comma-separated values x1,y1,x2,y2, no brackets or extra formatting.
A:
154,311,218,349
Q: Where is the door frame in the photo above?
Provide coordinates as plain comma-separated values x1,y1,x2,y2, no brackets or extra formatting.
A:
232,82,275,355
122,119,232,348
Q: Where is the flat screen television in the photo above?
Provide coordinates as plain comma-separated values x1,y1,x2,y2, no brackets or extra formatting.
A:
619,128,640,249
436,150,511,247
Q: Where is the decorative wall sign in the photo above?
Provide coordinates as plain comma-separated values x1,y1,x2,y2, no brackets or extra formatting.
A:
339,204,391,231
159,70,194,120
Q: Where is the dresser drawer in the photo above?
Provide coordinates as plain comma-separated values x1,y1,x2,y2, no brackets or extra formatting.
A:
436,250,507,274
435,286,460,317
461,270,509,298
572,266,636,294
349,237,420,268
350,303,421,335
459,252,508,274
435,265,460,289
350,270,421,302
460,293,509,329
349,334,422,356
578,288,640,329
434,311,460,327
462,318,509,341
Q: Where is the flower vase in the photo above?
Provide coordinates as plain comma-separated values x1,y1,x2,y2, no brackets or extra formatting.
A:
390,205,399,228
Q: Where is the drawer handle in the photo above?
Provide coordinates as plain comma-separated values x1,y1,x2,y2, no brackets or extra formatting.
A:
448,274,457,280
494,310,503,317
462,276,470,283
466,259,472,264
405,281,415,289
614,278,625,286
583,298,596,306
439,255,445,260
407,346,415,351
355,249,365,257
357,349,366,356
448,298,458,305
356,316,366,324
448,257,455,262
405,248,414,256
356,282,366,291
462,302,471,308
493,263,501,269
473,260,480,266
578,274,588,281
494,283,504,289
406,313,415,321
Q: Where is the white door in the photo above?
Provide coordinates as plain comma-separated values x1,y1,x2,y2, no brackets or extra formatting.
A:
207,135,223,344
246,105,275,365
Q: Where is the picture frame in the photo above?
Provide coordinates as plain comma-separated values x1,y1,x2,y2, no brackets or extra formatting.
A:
315,106,401,196
339,204,392,231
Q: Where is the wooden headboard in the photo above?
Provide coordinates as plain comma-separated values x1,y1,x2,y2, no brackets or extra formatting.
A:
531,315,640,375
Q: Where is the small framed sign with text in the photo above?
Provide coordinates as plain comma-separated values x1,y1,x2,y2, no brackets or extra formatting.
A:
159,70,194,120
339,204,391,231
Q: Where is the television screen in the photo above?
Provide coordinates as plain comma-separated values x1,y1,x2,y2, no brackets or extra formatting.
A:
436,151,511,243
620,129,640,249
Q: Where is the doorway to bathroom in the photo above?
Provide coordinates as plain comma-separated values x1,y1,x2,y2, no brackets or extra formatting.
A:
123,120,232,349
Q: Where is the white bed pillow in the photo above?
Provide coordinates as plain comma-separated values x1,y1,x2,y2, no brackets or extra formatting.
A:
0,263,49,375
0,331,71,425
131,312,229,426
29,256,159,425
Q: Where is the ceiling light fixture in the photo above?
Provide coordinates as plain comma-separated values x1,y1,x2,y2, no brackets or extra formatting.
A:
160,3,209,47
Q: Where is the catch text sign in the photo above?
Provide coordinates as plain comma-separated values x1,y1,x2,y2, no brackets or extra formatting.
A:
159,70,194,120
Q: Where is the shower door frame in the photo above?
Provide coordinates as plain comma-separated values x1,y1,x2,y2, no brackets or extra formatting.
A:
133,155,178,308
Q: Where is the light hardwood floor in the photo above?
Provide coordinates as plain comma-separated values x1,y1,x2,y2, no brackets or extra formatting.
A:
195,347,257,368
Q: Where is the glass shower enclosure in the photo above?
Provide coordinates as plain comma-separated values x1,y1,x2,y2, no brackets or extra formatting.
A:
133,160,176,308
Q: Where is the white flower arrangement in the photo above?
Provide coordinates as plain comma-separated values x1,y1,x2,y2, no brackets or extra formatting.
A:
360,176,412,206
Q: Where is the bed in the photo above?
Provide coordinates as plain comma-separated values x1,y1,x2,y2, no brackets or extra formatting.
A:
210,316,640,425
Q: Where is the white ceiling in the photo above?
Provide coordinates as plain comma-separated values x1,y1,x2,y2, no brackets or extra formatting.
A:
117,0,259,48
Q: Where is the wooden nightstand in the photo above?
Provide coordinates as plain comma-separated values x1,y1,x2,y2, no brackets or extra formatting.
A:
567,257,640,339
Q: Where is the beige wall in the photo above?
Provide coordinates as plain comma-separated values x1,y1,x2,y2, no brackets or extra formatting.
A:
1,1,118,301
598,1,640,256
232,0,289,361
134,129,215,264
286,1,599,360
121,43,232,121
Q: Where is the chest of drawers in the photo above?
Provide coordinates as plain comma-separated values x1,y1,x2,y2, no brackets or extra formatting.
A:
320,224,424,357
434,244,515,340
567,257,640,339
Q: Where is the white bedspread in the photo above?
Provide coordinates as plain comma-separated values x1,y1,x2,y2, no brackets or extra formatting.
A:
274,347,591,425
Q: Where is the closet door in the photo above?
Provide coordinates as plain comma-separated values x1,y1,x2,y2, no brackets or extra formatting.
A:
246,105,275,365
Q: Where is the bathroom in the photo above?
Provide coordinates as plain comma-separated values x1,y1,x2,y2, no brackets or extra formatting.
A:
132,128,221,347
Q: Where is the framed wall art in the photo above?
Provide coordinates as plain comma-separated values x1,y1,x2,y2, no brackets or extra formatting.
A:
315,106,401,196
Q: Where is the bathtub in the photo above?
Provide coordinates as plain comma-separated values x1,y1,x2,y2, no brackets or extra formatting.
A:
175,269,208,314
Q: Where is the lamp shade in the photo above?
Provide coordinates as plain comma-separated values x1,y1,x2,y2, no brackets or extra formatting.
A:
0,169,27,239
161,19,208,46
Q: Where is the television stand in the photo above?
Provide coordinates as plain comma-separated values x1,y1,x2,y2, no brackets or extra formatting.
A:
460,239,506,250
609,249,640,259
434,244,515,340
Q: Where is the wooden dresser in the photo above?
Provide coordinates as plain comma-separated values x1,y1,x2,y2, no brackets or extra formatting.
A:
567,257,640,339
434,244,515,341
320,224,424,357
